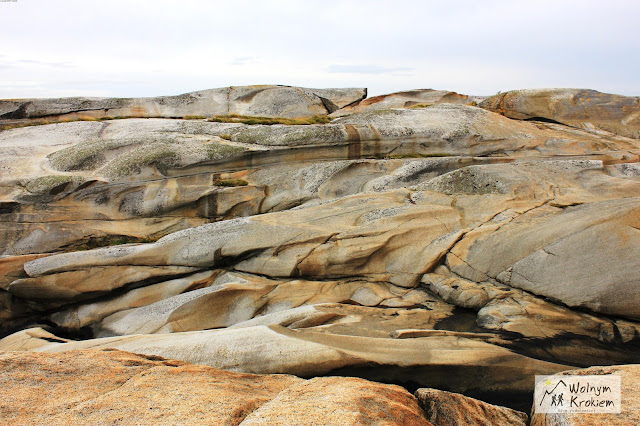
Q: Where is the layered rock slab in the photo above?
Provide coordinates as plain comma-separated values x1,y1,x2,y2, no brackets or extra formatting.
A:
0,324,569,411
0,348,432,425
481,88,640,139
330,88,474,117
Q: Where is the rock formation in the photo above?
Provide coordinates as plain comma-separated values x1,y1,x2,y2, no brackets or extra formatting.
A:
0,85,366,122
0,349,430,425
1,85,639,422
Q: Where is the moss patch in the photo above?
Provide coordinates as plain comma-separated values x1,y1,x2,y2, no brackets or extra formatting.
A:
25,175,86,195
409,103,434,109
205,143,245,160
208,114,331,125
49,138,246,179
48,139,134,171
214,178,248,187
101,143,181,179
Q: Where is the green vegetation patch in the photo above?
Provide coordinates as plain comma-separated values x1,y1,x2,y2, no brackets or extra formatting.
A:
370,153,455,160
409,103,434,109
0,116,128,131
48,137,246,179
100,143,181,179
48,139,134,171
25,175,87,195
205,143,245,160
214,178,249,187
208,114,331,126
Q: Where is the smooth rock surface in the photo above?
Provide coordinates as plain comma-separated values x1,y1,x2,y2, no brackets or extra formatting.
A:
330,88,473,117
481,88,640,139
2,86,640,417
0,85,366,120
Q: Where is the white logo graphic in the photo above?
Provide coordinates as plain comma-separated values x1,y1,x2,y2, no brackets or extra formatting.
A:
535,375,621,414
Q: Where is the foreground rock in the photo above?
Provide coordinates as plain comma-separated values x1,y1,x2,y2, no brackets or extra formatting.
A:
1,324,568,411
481,88,640,139
530,364,640,425
415,388,527,426
0,349,430,425
0,85,366,121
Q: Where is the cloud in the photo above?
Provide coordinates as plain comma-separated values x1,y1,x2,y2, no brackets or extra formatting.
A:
15,59,74,68
230,57,256,66
328,64,413,75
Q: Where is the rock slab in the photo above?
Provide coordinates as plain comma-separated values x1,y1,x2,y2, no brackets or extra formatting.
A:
0,349,431,425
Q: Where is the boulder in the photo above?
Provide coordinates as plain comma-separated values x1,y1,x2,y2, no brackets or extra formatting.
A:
481,89,640,139
415,388,527,426
241,377,430,425
0,349,435,425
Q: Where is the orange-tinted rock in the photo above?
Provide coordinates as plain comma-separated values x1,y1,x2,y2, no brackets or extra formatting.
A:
415,388,527,426
0,349,301,424
0,349,433,425
241,377,432,425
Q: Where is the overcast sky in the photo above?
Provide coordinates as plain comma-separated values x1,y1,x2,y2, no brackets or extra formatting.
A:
1,0,638,99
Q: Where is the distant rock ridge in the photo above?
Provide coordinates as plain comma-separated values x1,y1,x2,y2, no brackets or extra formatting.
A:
481,88,640,139
0,85,367,120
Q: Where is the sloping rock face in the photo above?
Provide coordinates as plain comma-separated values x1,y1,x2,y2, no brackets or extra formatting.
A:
481,88,640,139
330,89,474,117
0,85,366,121
1,86,640,416
530,364,640,426
415,388,527,426
0,349,431,425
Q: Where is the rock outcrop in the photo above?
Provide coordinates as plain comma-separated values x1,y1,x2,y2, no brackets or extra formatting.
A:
415,388,528,426
481,88,640,139
1,86,640,419
0,349,430,425
330,89,475,117
0,85,367,122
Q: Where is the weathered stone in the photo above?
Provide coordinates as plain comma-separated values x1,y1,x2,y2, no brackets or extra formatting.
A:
415,388,527,426
0,85,367,121
0,349,303,425
241,377,431,425
481,88,640,139
0,325,569,405
331,88,473,117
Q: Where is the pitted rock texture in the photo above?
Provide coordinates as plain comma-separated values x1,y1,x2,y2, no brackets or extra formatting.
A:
0,349,432,425
415,388,528,426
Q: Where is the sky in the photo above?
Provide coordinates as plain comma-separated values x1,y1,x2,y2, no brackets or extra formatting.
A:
0,0,638,99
